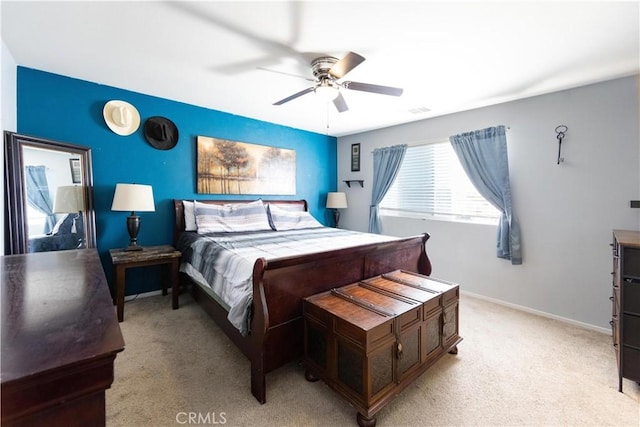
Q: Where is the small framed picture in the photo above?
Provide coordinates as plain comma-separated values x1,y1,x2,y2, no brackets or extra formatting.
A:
69,158,82,184
351,143,360,172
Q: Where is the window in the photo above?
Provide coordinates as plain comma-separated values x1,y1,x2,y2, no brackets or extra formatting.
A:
380,142,500,224
26,204,48,235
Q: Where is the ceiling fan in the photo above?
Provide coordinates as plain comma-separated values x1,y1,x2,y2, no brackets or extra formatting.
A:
271,51,403,113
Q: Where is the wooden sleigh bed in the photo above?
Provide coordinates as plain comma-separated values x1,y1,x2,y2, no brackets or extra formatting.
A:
173,199,432,404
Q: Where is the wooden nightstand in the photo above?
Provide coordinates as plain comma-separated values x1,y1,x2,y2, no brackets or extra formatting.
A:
109,244,181,322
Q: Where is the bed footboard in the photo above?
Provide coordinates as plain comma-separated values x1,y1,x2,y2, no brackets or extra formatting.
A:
249,233,431,403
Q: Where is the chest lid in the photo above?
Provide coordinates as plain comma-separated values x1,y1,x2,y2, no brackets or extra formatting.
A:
304,270,453,332
379,270,457,293
304,288,396,332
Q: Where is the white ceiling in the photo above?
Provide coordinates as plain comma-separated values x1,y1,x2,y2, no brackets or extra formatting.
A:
2,1,639,137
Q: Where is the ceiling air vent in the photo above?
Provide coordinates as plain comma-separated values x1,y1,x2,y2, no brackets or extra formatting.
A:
408,106,430,114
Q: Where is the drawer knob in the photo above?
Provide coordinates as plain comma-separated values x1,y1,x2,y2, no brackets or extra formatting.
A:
397,342,403,357
610,320,614,326
610,296,614,301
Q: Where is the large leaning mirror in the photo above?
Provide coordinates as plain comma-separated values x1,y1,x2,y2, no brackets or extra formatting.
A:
4,131,97,254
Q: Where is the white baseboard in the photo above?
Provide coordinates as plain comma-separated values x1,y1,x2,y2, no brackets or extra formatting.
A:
460,290,611,335
126,287,611,335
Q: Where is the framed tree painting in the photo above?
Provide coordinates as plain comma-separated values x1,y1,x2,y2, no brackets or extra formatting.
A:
196,136,296,195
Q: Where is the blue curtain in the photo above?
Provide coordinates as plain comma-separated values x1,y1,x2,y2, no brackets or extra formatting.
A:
449,126,522,265
369,144,407,234
25,165,56,234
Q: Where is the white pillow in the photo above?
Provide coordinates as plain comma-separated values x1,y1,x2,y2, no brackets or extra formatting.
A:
183,200,197,231
267,204,323,231
50,214,73,235
195,199,272,233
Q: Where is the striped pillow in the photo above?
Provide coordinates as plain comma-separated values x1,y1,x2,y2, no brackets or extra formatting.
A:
195,200,272,233
267,204,323,231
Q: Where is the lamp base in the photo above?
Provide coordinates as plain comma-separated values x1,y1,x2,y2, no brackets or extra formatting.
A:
124,213,144,251
332,209,341,228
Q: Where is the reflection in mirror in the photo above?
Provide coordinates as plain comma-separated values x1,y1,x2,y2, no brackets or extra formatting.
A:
4,132,96,254
24,147,85,251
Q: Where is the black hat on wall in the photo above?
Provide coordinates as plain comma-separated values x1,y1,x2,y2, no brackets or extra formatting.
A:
144,116,179,150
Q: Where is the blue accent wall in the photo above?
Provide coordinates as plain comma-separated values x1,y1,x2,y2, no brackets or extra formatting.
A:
17,67,337,295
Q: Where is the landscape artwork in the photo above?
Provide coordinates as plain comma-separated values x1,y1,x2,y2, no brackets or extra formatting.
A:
197,136,296,195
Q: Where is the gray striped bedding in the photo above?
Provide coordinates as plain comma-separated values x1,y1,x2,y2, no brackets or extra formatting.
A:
177,227,399,335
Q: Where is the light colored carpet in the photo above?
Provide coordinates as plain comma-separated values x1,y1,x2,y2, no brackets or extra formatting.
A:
106,292,640,427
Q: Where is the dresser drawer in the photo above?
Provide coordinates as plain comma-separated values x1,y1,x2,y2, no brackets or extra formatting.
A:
623,248,640,278
622,346,640,382
622,314,640,348
623,281,640,314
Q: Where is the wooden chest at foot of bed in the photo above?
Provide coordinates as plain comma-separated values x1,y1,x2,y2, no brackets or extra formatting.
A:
303,270,462,427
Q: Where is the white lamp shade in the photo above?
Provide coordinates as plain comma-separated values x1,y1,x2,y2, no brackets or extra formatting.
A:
326,192,348,209
111,183,155,212
54,185,84,213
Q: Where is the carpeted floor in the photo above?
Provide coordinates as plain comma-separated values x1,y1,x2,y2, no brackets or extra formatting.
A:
106,292,640,427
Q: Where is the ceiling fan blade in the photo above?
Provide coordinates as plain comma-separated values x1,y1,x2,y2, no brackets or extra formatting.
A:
214,56,282,75
342,81,404,96
329,51,365,79
257,67,315,82
167,2,308,66
333,92,349,113
273,86,316,105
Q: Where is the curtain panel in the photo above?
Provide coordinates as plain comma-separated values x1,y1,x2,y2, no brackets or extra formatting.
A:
449,126,522,265
369,144,407,234
25,165,56,234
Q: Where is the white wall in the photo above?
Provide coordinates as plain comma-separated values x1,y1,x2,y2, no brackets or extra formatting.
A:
1,39,18,256
338,76,640,330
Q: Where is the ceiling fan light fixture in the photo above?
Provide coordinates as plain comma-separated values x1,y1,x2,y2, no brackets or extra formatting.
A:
272,52,403,113
314,81,340,101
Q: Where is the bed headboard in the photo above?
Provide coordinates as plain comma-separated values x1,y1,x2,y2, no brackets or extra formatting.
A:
173,199,308,244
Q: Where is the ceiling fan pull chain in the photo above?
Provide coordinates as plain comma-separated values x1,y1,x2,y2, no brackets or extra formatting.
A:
326,103,330,133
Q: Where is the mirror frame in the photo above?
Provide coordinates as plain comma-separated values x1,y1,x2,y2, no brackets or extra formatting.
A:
3,131,97,254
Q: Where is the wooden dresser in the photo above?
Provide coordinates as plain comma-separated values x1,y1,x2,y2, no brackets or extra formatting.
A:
1,249,125,426
611,230,640,393
303,270,461,427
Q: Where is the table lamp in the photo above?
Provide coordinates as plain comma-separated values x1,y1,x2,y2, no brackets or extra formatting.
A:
54,185,85,242
111,183,155,251
326,192,348,228
54,185,84,215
